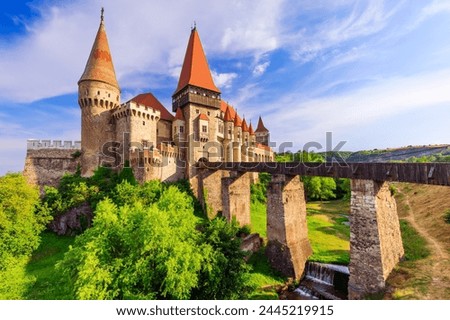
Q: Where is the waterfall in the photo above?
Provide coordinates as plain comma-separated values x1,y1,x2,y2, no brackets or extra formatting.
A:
294,262,349,300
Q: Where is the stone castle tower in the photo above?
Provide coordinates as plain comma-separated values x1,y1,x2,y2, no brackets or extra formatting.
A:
172,26,223,178
78,10,120,176
24,9,274,187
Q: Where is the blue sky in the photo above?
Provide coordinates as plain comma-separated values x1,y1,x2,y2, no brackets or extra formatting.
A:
1,0,450,174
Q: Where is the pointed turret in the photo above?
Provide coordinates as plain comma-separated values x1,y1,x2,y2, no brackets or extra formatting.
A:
255,116,269,133
78,8,121,176
175,27,220,94
172,26,221,112
255,116,270,146
175,107,185,121
78,9,119,89
249,122,255,135
234,114,242,127
224,105,234,122
241,118,249,132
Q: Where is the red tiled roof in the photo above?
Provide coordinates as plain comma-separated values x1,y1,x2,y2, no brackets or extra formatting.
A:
249,123,255,135
199,113,209,121
174,107,185,121
255,116,269,133
130,93,174,121
256,143,272,152
174,28,220,94
79,16,119,89
223,106,234,122
234,113,242,127
241,118,249,132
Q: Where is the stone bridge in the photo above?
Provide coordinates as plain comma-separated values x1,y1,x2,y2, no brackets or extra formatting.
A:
196,161,450,299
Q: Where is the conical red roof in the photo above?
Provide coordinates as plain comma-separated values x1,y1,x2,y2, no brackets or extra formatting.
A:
79,12,119,89
255,116,269,133
234,113,242,127
241,118,249,132
174,28,220,94
174,107,185,121
223,105,234,122
249,123,255,135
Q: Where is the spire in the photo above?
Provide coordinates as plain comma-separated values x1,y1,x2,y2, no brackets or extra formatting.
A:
241,118,249,132
174,27,220,94
175,107,185,121
224,105,234,122
234,113,242,127
78,8,119,89
249,122,255,135
255,116,269,133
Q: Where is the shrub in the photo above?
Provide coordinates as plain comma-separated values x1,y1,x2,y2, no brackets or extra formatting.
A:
0,174,51,298
444,210,450,224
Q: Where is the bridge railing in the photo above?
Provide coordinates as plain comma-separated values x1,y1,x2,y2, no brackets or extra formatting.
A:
198,161,450,186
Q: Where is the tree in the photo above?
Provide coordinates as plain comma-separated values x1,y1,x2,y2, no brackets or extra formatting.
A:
0,174,51,299
192,217,253,299
57,184,252,299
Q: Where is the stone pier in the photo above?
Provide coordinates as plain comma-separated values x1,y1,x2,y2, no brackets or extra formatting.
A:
266,174,312,279
221,172,251,226
348,179,404,299
197,169,224,219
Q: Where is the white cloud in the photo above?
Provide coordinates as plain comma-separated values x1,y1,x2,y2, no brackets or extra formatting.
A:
265,68,450,149
253,61,270,76
0,0,286,103
289,1,404,63
211,70,237,89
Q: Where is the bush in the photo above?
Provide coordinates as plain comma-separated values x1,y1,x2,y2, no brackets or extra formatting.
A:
57,185,251,299
0,174,52,299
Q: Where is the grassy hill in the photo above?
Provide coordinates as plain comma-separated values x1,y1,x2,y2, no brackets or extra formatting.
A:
386,183,450,299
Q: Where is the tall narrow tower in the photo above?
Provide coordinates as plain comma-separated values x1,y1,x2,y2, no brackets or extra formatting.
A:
172,26,221,176
78,8,120,176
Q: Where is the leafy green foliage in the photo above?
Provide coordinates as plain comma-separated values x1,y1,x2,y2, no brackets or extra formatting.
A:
57,181,251,300
250,173,271,203
0,174,51,299
275,151,343,201
193,218,253,299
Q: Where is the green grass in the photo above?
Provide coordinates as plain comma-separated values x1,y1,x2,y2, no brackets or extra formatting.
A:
24,232,75,299
250,199,351,265
247,249,286,299
250,201,267,238
306,201,350,265
399,220,431,261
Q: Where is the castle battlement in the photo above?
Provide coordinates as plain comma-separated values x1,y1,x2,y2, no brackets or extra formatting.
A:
112,101,161,121
27,139,81,150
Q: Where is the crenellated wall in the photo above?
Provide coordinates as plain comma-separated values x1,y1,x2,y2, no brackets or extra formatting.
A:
23,148,81,188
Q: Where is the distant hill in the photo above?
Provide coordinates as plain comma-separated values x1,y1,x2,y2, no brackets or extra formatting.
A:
327,145,450,163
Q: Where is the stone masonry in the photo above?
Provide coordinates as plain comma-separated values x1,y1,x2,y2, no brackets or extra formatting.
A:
348,179,404,299
221,172,251,226
23,147,81,188
265,174,312,279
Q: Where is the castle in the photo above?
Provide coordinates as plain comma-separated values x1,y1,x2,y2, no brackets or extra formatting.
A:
24,10,273,187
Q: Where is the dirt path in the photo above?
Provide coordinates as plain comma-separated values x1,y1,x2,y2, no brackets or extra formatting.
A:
398,188,450,299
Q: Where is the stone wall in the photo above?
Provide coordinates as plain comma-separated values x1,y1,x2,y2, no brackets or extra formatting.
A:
348,179,404,299
197,169,225,219
23,149,80,187
222,172,251,226
266,174,312,279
